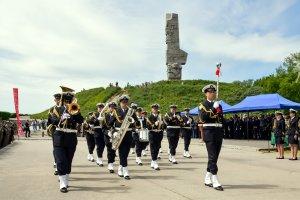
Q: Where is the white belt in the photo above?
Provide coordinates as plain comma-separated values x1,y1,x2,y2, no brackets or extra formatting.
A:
150,129,163,132
94,126,102,129
86,130,94,134
136,128,148,131
115,127,132,131
182,127,192,129
203,123,223,128
167,126,181,129
56,128,77,133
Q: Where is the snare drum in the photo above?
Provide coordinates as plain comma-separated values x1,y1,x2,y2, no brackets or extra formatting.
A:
139,129,149,142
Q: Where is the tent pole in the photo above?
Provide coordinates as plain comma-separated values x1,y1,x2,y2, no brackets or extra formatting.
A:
247,112,249,141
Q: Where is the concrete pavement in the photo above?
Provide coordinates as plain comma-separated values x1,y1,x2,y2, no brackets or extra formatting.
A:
0,135,300,200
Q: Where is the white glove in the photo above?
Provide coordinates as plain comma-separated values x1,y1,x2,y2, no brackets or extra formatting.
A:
155,121,159,126
113,132,118,138
89,125,94,128
213,101,220,109
62,113,70,120
294,135,298,140
108,131,112,138
186,120,190,124
98,117,104,121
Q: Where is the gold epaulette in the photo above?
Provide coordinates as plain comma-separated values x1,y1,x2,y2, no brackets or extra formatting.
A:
48,107,53,115
199,103,217,118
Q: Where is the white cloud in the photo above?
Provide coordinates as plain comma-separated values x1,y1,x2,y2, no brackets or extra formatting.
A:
0,0,299,113
189,31,300,62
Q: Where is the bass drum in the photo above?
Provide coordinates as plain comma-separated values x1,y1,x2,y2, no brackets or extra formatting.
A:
139,129,149,142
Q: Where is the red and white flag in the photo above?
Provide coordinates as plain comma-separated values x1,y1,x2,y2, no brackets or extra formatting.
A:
13,88,24,136
216,63,221,77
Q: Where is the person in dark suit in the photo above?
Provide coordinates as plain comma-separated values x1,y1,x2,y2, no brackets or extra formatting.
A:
199,84,224,191
287,109,299,160
273,111,285,159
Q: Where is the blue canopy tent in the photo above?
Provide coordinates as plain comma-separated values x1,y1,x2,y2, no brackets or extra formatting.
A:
183,100,232,116
223,93,300,113
222,93,300,145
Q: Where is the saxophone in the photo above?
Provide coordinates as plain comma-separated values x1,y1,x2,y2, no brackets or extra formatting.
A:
157,113,163,130
97,103,109,127
111,106,136,150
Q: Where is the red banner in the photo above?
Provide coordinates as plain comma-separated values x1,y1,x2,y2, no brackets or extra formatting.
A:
13,88,24,136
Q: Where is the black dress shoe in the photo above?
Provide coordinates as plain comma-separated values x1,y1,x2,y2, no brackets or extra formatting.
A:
54,171,58,176
172,161,178,164
205,183,213,187
60,187,68,193
118,174,124,177
124,176,131,180
138,163,143,166
155,167,160,171
214,186,224,191
109,170,114,173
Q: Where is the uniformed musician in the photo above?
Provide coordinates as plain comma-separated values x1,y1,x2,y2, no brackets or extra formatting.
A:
148,103,164,170
199,84,224,191
85,112,96,162
103,102,117,173
88,103,106,166
164,104,183,164
181,108,194,158
47,93,61,176
133,107,149,166
51,86,84,193
112,95,135,180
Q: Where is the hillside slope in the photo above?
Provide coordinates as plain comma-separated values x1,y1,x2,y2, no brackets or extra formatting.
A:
32,79,261,119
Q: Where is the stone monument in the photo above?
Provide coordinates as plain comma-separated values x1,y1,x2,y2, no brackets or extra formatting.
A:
165,13,188,80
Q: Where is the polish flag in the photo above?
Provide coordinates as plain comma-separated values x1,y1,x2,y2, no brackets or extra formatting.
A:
216,63,221,77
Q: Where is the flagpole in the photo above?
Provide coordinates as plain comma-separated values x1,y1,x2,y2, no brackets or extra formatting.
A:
216,62,221,100
216,75,219,100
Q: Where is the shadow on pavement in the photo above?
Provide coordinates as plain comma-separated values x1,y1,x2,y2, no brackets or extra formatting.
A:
223,184,278,190
69,185,129,193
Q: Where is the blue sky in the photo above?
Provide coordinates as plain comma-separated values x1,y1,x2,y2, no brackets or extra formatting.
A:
0,0,299,113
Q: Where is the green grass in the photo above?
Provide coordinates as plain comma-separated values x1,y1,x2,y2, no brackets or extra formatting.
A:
32,79,261,119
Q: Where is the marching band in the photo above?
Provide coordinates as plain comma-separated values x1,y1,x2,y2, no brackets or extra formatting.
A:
48,84,226,193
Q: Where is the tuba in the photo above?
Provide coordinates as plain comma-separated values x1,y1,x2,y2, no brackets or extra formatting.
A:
67,98,80,115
